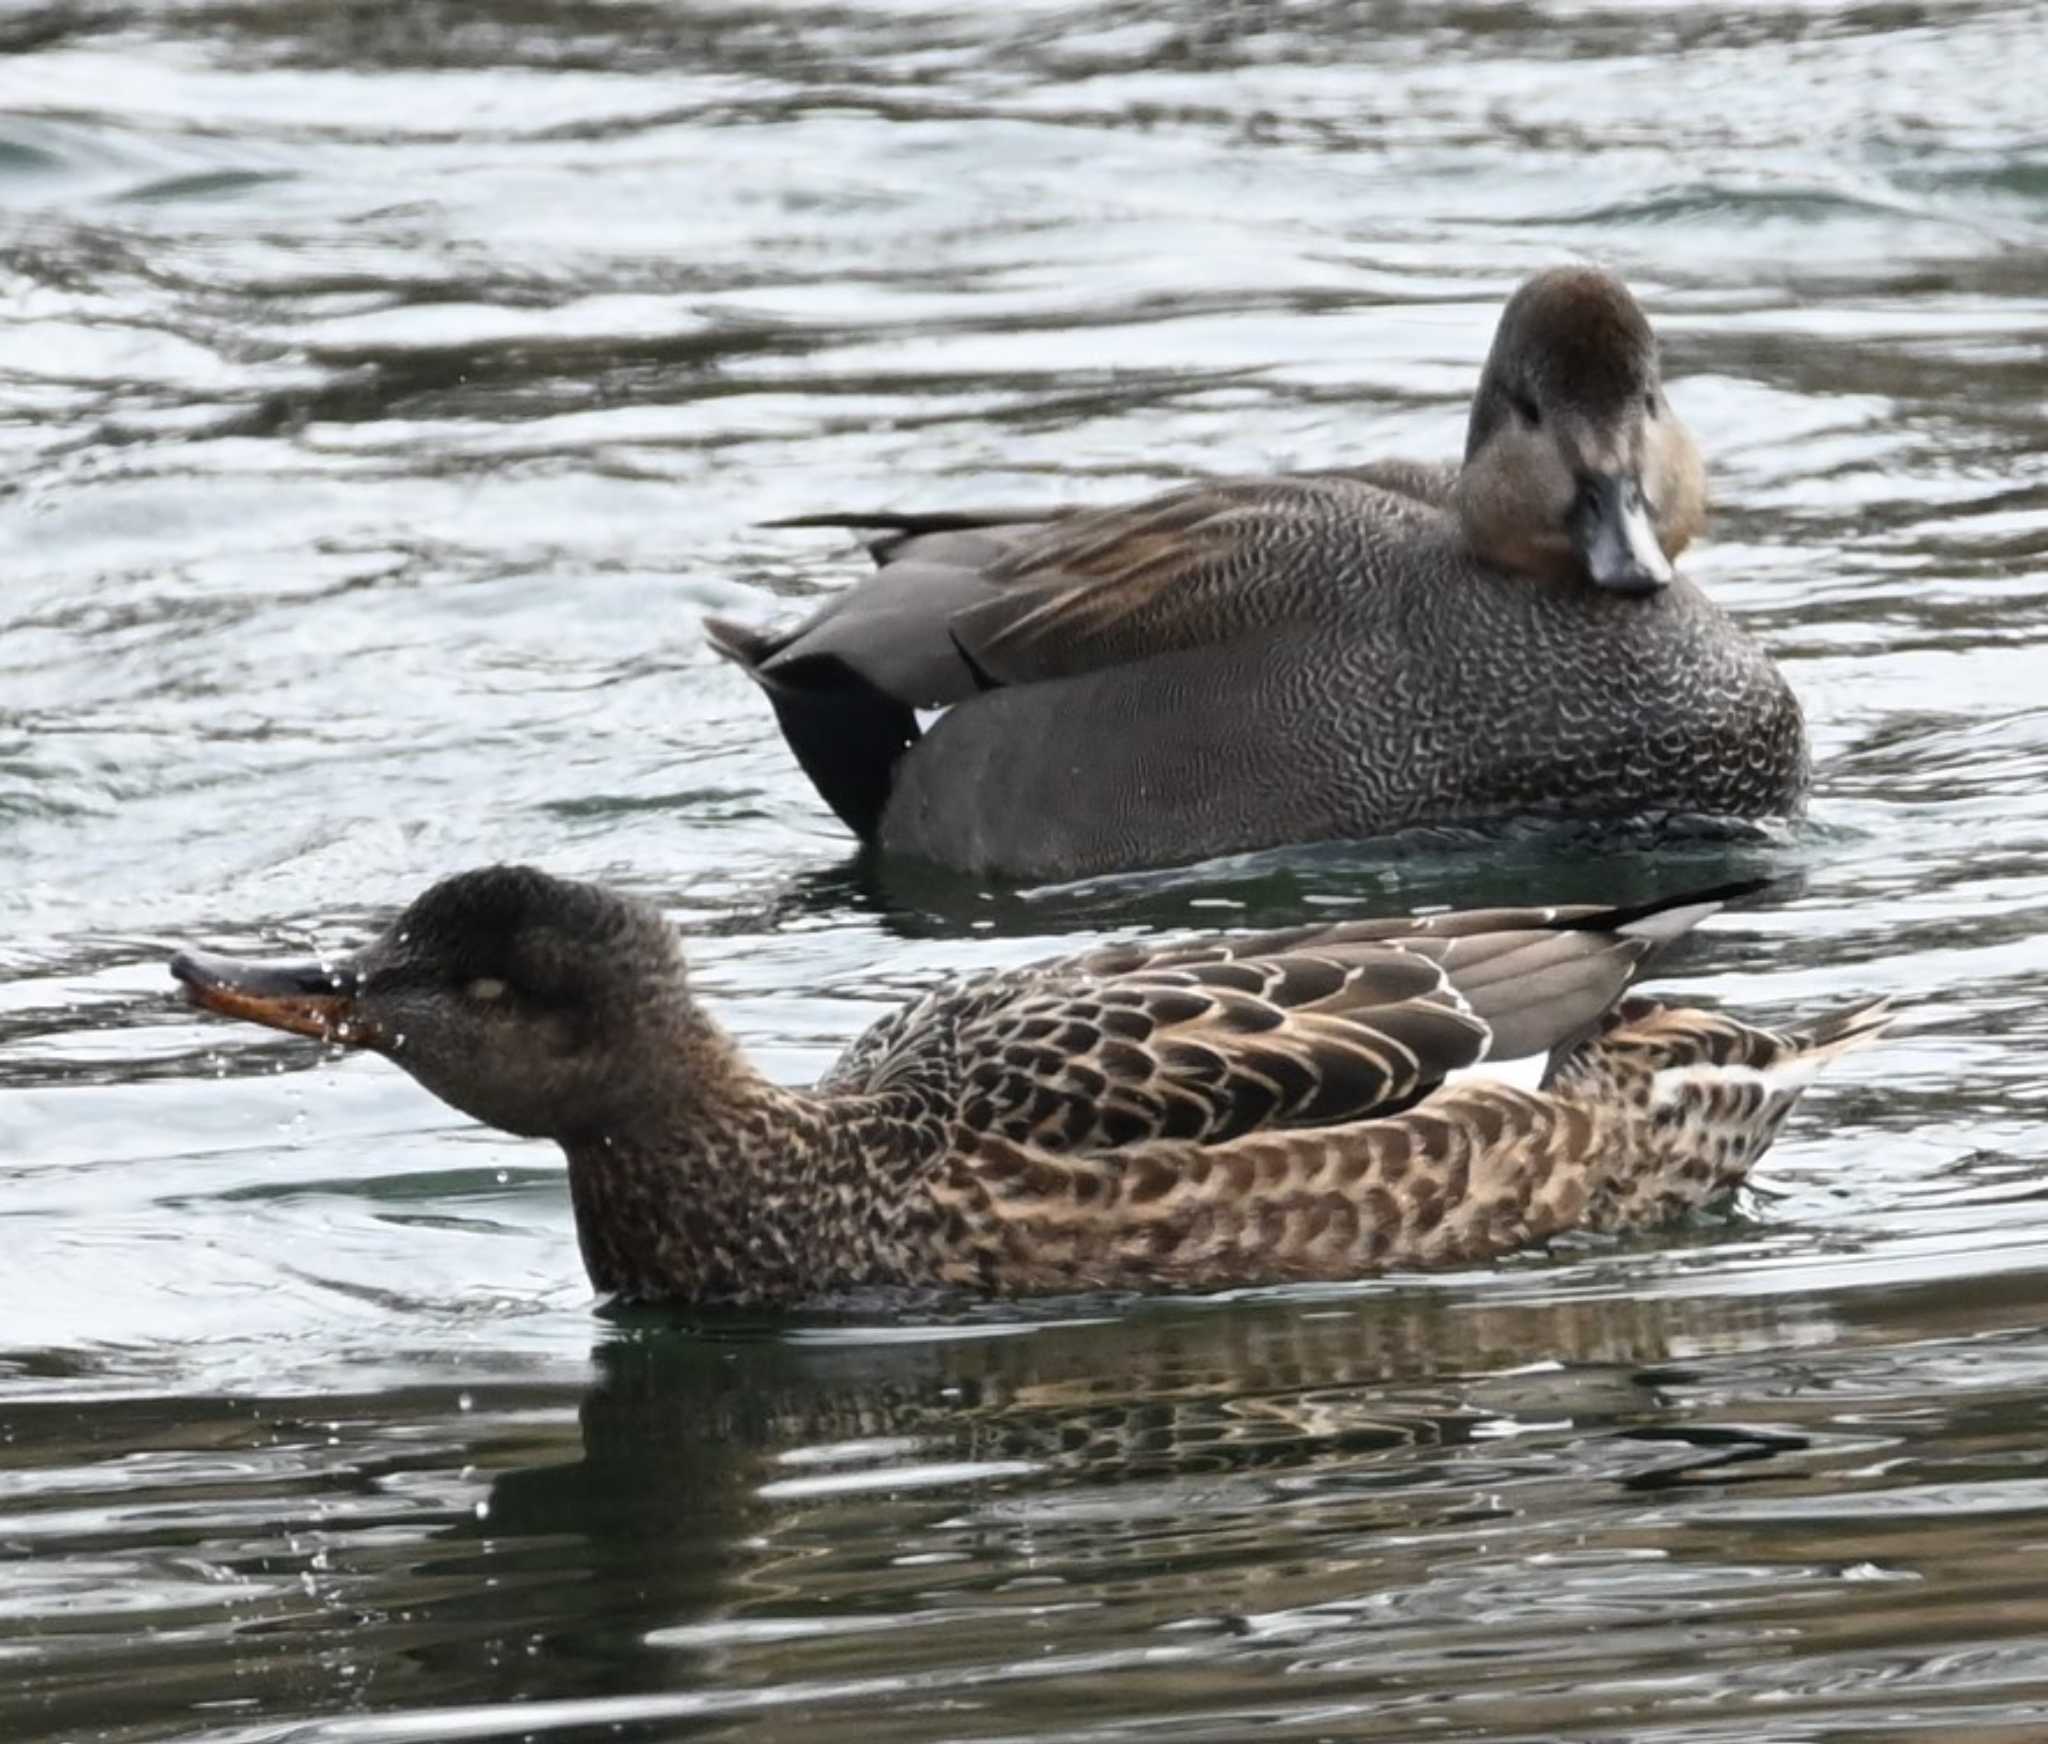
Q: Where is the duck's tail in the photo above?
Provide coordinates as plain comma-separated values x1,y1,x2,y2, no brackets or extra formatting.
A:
1545,993,1901,1231
705,615,920,843
1756,995,1902,1073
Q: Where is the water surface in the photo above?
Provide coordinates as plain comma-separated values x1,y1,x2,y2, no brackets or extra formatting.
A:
6,3,2048,1740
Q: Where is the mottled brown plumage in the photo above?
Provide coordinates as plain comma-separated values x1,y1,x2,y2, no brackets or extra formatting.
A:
171,869,1887,1308
706,266,1806,881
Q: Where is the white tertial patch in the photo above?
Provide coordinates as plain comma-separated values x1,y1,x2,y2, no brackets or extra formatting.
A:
1437,976,1476,1021
1649,1057,1821,1108
1445,1052,1547,1094
1390,944,1475,1020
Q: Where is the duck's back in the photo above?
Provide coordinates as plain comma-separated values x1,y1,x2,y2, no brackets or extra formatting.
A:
877,521,1806,881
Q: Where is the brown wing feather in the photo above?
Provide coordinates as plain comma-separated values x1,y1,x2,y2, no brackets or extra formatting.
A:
951,474,1436,687
756,471,1443,703
856,944,1491,1154
824,890,1736,1157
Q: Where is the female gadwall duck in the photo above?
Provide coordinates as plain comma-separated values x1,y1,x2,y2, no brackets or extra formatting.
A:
172,869,1884,1307
708,266,1808,882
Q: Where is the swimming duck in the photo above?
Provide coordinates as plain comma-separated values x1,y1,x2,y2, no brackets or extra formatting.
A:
707,266,1808,882
171,868,1885,1307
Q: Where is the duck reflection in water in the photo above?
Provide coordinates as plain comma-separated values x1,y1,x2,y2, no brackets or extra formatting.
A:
458,1289,1843,1689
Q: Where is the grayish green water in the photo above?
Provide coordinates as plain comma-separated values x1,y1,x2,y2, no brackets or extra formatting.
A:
5,3,2048,1739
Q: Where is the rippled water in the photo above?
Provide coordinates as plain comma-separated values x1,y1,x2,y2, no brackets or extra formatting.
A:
6,2,2048,1739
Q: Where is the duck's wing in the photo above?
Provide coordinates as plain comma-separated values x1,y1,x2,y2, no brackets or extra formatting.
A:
1316,459,1460,508
709,470,1437,711
827,887,1747,1156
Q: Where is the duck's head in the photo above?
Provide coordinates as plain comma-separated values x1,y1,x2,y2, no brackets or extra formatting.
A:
172,866,692,1140
1453,266,1707,595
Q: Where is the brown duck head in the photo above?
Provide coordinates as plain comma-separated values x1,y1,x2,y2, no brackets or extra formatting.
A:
1452,266,1708,594
172,867,698,1141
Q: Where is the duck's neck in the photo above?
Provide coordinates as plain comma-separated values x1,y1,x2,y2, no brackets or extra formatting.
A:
557,1005,939,1306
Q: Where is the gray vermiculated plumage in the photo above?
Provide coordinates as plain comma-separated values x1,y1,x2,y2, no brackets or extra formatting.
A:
874,501,1800,879
707,268,1809,881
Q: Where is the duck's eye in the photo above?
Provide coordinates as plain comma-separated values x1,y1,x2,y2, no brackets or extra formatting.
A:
1643,392,1659,418
1510,391,1541,427
465,976,509,1002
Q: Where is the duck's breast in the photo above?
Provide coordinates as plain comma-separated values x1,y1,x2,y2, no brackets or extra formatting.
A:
1392,573,1808,826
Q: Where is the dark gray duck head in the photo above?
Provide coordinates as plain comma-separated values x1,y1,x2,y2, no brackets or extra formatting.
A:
1454,266,1707,595
171,867,700,1140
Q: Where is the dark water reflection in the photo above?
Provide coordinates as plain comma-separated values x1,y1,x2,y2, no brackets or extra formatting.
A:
6,0,2048,1739
17,1286,2048,1742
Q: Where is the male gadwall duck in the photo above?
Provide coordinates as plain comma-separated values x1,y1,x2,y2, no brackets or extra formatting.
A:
708,266,1809,882
173,869,1884,1307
